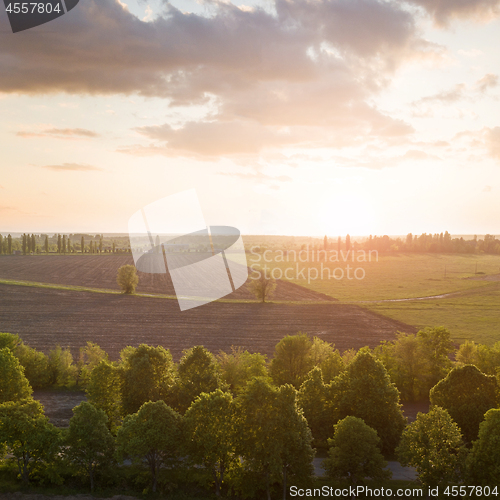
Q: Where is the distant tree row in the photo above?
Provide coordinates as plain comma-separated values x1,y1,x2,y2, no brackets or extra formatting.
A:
0,233,129,254
360,232,500,254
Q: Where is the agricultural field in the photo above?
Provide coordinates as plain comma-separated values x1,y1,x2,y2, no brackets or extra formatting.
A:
1,252,499,352
248,251,500,301
0,254,333,302
0,283,413,360
249,251,500,346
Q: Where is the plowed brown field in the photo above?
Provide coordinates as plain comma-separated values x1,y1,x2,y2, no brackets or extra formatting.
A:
0,281,415,360
0,255,334,302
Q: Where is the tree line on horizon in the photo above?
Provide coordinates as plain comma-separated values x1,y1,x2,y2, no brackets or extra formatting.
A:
0,233,132,255
320,232,500,255
1,329,500,497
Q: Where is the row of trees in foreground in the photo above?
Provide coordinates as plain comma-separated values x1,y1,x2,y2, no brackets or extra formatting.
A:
1,330,500,497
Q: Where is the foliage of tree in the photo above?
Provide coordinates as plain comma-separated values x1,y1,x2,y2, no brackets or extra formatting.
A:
116,400,182,493
86,360,123,433
269,333,313,388
14,343,50,389
247,269,276,303
117,264,139,294
47,345,78,387
81,236,85,253
375,328,454,401
121,344,176,415
474,341,500,375
375,333,428,402
173,345,225,413
466,409,500,485
0,332,21,351
430,364,498,444
184,390,237,496
0,347,32,403
417,327,454,387
332,349,406,454
217,347,269,394
0,399,61,484
322,416,390,485
397,407,466,487
297,367,333,445
456,340,478,365
77,341,109,387
44,235,49,254
65,402,115,492
310,337,344,383
236,378,314,500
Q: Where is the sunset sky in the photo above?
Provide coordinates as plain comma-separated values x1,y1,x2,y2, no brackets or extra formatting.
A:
1,0,500,236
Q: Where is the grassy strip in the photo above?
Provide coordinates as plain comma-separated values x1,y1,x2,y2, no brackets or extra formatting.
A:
0,279,331,306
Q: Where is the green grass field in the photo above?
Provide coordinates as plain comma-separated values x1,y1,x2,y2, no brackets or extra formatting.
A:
249,252,500,345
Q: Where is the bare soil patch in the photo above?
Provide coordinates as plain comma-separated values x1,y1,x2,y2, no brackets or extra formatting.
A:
0,284,414,361
32,390,87,427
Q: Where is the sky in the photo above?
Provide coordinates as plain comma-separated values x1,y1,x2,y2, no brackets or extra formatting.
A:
0,0,500,236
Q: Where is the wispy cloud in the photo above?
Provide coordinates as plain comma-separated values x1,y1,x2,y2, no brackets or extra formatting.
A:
406,0,500,26
41,163,102,172
17,128,100,139
476,73,499,93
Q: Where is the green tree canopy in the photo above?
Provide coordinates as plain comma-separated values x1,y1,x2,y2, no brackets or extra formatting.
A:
417,327,454,387
116,400,182,493
184,390,237,497
397,407,466,487
218,347,269,394
65,402,115,492
0,399,61,484
86,360,123,433
332,349,406,454
430,364,498,444
173,345,225,413
310,338,345,383
47,345,78,387
14,344,50,389
375,333,429,402
237,378,314,500
0,348,32,403
117,264,139,294
0,332,21,351
466,409,500,485
121,344,176,415
322,416,390,486
269,333,313,388
297,367,333,446
77,341,109,387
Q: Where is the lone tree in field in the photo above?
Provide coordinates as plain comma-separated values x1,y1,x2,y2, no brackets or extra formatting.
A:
247,269,276,303
117,265,138,294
